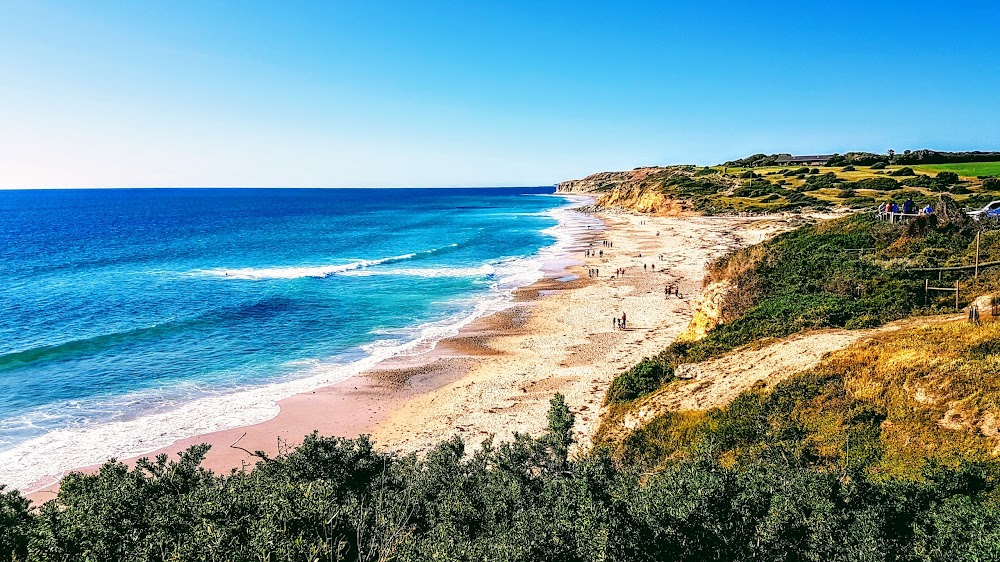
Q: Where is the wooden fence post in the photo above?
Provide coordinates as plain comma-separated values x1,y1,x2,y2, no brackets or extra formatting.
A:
975,231,981,281
956,280,960,312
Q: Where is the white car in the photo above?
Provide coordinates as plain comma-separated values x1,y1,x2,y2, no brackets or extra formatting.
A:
966,200,1000,221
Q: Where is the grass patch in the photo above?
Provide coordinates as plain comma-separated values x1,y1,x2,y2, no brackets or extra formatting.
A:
916,162,1000,178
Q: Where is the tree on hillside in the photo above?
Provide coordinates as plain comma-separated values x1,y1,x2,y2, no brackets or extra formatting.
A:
544,393,575,469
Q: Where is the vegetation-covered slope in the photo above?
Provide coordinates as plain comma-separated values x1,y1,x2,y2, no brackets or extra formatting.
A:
611,319,1000,478
605,212,1000,406
558,159,1000,216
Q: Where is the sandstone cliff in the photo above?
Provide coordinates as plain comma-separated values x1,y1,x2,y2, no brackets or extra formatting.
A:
557,166,697,215
556,167,674,194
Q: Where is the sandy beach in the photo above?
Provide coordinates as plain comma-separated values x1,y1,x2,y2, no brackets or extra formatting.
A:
25,206,797,503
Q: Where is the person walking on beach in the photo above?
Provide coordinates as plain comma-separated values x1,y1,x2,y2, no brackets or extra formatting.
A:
621,312,627,330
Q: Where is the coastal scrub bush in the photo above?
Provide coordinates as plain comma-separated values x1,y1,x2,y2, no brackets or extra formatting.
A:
936,171,960,185
900,174,938,189
606,356,674,403
847,177,900,191
982,177,1000,191
9,375,1000,561
842,165,856,171
784,167,810,176
890,166,916,176
871,161,888,170
802,172,839,190
0,486,30,561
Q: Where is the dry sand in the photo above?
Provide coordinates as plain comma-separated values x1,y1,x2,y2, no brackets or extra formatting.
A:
26,208,804,504
370,211,793,453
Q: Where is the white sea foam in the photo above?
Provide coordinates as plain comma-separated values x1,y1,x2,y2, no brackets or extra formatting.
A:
196,245,458,280
0,194,597,492
339,264,496,278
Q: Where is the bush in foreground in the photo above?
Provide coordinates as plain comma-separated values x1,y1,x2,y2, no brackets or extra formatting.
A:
5,389,1000,561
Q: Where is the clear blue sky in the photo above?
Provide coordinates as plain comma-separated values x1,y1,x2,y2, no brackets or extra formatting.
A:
2,1,998,188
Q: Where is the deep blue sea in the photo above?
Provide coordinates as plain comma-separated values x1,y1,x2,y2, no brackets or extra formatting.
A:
0,187,594,489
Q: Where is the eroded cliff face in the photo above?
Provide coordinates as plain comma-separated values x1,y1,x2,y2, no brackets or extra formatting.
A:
676,279,731,343
595,186,689,215
557,167,691,215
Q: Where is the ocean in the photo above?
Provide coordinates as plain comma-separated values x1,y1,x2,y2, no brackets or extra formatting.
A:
0,187,596,489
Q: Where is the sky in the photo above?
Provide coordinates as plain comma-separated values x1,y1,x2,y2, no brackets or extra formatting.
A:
1,1,998,188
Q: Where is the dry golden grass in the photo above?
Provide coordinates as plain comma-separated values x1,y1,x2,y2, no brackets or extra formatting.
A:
604,317,1000,480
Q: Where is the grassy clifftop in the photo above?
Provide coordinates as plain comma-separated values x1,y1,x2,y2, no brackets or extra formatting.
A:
559,162,1000,215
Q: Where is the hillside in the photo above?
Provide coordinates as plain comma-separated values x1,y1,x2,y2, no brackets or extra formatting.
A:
598,209,1000,479
559,156,1000,216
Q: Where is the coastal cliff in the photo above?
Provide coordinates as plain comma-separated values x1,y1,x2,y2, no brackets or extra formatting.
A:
557,166,695,215
556,166,674,194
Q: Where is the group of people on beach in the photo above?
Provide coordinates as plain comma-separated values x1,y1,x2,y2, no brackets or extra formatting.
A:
602,240,613,248
588,268,600,277
613,312,627,330
584,249,603,258
665,285,681,298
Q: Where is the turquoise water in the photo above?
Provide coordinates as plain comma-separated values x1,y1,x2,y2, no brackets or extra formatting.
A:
0,188,593,488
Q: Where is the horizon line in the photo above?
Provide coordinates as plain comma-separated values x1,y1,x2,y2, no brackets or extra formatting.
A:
0,184,561,191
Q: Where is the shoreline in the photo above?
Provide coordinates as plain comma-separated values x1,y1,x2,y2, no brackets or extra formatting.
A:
14,193,598,498
21,201,796,504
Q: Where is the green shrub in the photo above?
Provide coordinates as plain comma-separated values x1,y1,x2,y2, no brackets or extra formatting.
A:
848,177,901,191
803,172,839,190
842,165,856,171
900,174,938,188
0,486,30,561
606,357,674,403
871,161,888,170
937,171,960,184
890,167,916,176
